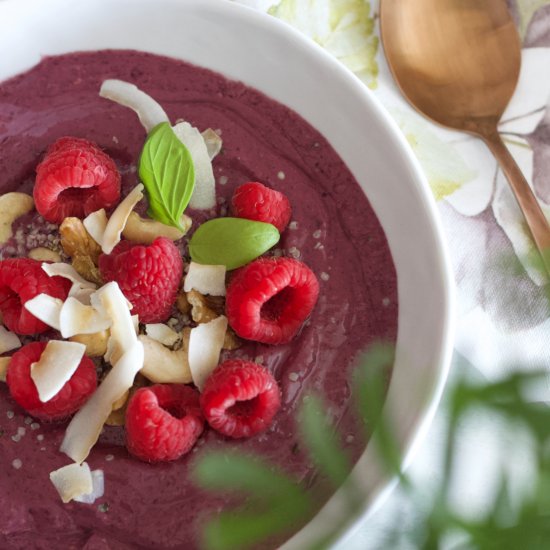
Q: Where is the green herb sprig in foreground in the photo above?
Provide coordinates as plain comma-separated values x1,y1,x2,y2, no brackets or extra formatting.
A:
193,343,550,550
138,122,195,230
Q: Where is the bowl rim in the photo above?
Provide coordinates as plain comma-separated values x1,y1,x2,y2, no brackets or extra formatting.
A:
0,0,455,546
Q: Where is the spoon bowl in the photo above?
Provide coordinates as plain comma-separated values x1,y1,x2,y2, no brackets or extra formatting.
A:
381,0,550,266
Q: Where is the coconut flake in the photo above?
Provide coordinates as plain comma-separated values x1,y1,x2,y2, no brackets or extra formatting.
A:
183,262,226,296
74,469,105,504
0,326,21,355
24,294,63,331
30,340,86,403
101,184,144,254
145,323,180,347
172,122,216,210
91,282,137,365
201,128,223,160
42,263,96,290
69,285,96,306
188,315,228,391
83,209,108,247
0,356,10,382
49,462,94,504
59,297,112,338
60,342,144,464
138,334,192,384
100,79,169,134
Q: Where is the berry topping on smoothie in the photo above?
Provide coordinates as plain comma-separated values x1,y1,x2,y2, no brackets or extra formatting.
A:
125,384,204,462
34,137,121,223
226,257,319,344
6,341,97,421
200,359,281,438
232,181,292,233
99,236,183,323
0,258,71,334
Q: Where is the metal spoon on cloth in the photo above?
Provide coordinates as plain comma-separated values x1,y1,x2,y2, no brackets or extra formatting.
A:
380,0,550,271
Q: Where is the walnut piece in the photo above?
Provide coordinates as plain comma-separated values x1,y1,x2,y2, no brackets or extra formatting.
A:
176,291,191,315
60,217,104,284
187,290,225,324
223,328,241,350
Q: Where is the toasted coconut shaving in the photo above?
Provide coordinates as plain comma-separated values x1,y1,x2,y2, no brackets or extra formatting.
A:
100,79,169,134
49,462,94,504
184,263,226,296
188,316,228,391
139,331,192,384
0,326,21,355
30,340,86,403
201,128,223,160
24,294,63,331
82,209,108,248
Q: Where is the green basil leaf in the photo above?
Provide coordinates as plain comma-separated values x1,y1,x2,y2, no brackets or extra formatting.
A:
138,122,195,230
189,217,280,270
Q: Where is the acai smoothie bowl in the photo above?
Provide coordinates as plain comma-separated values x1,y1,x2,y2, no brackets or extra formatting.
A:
0,0,454,548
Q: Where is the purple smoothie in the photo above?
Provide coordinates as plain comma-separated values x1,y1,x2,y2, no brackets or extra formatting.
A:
0,51,398,549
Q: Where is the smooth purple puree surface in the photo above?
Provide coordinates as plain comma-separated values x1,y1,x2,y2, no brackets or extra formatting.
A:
0,51,398,549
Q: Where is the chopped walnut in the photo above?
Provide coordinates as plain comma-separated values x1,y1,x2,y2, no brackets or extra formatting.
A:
187,290,225,324
176,292,191,315
60,217,103,283
223,328,241,350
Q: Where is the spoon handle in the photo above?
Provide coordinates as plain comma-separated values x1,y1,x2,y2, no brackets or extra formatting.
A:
483,130,550,272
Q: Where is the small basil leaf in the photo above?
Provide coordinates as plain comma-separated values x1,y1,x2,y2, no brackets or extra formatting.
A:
138,122,195,230
189,217,280,270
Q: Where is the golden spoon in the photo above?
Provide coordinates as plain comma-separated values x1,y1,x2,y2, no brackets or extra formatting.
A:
380,0,550,270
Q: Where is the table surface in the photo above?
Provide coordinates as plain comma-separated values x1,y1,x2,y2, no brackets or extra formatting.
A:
236,0,550,548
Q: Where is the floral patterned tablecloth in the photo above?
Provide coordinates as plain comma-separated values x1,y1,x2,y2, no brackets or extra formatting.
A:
236,0,550,547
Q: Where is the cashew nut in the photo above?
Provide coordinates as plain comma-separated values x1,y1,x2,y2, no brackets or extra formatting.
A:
28,247,62,262
0,356,10,382
138,331,192,384
69,330,109,357
0,192,34,244
122,211,192,244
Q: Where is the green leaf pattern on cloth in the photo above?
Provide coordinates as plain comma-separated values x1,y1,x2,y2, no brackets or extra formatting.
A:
269,0,379,88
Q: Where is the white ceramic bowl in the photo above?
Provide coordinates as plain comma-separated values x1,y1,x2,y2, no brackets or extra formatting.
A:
0,0,454,546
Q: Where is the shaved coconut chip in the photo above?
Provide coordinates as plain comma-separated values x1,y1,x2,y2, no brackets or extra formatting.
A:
0,356,10,382
188,315,228,391
139,334,192,384
59,298,112,338
145,323,180,347
132,315,139,334
201,128,223,160
184,262,226,296
91,282,137,365
61,342,144,463
69,284,96,305
83,208,108,247
0,326,21,354
74,469,105,504
100,79,169,134
30,340,86,403
173,122,216,210
42,262,96,289
101,184,144,254
49,462,93,504
24,294,63,331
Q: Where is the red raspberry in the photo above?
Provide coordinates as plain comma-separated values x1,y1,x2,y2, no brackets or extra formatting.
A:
200,359,281,438
34,136,121,224
6,341,97,422
98,237,183,323
226,257,319,345
0,258,71,335
231,182,292,232
125,384,204,462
